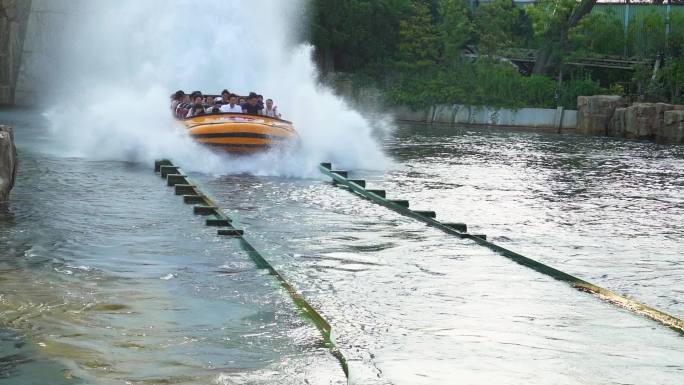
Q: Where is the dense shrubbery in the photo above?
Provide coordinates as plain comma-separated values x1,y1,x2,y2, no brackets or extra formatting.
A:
386,62,604,109
308,0,683,109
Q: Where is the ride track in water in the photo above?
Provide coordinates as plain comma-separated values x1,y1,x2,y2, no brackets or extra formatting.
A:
154,157,684,382
154,159,349,379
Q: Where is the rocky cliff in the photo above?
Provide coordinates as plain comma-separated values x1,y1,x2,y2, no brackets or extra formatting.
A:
659,110,684,144
0,124,17,201
578,96,684,144
577,95,627,136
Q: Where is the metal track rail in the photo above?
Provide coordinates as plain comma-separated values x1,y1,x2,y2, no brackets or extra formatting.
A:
318,162,684,335
155,160,349,379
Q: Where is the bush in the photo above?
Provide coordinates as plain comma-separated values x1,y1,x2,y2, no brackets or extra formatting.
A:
628,11,666,58
560,78,606,109
569,10,625,56
386,61,560,109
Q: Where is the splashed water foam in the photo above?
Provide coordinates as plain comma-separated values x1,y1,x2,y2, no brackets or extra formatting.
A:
44,0,391,177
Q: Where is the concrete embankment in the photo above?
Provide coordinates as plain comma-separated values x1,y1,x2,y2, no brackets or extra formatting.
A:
0,124,17,201
577,95,684,144
0,0,32,105
391,104,577,131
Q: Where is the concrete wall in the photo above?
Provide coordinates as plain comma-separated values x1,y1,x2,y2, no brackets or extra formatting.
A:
14,0,75,105
0,0,32,105
392,104,577,130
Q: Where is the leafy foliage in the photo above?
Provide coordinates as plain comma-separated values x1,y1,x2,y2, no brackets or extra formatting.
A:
558,77,605,108
308,0,681,109
439,0,473,63
387,60,602,109
667,13,684,58
569,10,625,56
628,11,666,58
309,0,411,73
660,58,684,104
526,0,577,42
396,1,441,68
474,0,532,55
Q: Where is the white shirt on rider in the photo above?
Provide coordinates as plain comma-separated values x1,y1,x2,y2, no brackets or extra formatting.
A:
220,104,243,113
262,106,280,118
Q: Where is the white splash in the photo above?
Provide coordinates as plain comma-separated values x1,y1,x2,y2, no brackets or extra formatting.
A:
43,0,391,177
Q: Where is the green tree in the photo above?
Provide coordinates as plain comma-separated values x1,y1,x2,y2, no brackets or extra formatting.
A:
569,10,624,56
628,11,666,58
527,0,598,75
439,0,473,63
474,0,531,55
309,0,411,73
661,58,684,103
396,0,440,68
669,13,684,57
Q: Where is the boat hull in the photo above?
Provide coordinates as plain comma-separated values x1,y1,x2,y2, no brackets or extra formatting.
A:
182,113,298,154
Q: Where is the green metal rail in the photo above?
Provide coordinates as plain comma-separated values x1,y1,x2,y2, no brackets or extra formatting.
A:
154,160,349,379
318,162,684,335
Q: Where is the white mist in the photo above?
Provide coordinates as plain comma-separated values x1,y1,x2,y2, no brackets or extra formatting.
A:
44,0,390,177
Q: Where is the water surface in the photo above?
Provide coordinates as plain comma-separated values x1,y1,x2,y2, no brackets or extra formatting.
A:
0,109,343,384
1,111,682,384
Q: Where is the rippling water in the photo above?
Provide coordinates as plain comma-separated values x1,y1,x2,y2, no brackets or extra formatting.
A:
0,109,343,384
1,110,683,384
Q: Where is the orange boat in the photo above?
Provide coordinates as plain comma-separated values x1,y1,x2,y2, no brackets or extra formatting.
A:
182,113,298,154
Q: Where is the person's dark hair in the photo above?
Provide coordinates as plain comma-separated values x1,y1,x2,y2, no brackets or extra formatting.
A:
248,92,258,98
229,93,238,99
211,107,220,114
221,89,230,96
266,98,273,103
257,94,263,99
174,90,185,101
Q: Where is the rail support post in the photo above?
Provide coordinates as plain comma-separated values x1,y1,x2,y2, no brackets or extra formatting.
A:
160,165,180,178
155,159,173,172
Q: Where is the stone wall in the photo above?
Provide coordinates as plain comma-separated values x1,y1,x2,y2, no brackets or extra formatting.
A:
578,96,684,144
609,103,674,141
14,0,84,105
0,125,17,201
577,95,627,135
658,111,684,144
0,0,32,105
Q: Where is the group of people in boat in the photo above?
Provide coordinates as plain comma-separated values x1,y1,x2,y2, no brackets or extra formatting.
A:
171,89,281,119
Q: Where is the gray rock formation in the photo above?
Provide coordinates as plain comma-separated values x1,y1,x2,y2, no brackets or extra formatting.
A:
658,110,684,144
608,107,626,138
585,96,684,144
622,103,674,140
577,95,627,135
0,124,17,201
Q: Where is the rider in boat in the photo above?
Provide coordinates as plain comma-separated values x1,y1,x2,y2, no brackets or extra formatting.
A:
262,98,281,118
241,93,262,115
219,93,242,113
171,90,284,119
